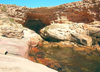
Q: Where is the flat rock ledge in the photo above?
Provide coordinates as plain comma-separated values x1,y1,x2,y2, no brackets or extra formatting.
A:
0,54,57,72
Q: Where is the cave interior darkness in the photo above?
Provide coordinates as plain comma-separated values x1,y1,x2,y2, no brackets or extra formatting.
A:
24,20,46,33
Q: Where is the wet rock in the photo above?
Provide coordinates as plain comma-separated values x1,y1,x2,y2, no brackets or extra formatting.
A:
29,44,62,70
29,40,100,72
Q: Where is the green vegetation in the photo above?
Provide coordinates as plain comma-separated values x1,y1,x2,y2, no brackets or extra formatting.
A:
9,18,14,22
1,6,6,12
44,26,49,33
12,4,16,6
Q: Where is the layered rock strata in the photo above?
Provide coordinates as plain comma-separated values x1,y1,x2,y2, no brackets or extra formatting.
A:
0,0,100,26
1,27,24,39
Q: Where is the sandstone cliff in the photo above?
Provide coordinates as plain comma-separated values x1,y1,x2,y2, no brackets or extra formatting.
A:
0,0,100,29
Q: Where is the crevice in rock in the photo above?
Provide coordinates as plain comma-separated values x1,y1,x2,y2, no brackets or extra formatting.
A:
5,51,8,55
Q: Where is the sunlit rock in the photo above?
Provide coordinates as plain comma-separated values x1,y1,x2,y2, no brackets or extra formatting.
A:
40,23,93,46
0,54,57,72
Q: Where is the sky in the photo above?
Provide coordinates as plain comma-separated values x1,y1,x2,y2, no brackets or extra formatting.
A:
0,0,82,8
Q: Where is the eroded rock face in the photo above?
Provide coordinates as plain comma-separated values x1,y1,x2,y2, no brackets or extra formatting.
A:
1,27,24,39
0,0,100,38
40,24,72,41
40,23,93,46
40,23,100,46
0,0,100,26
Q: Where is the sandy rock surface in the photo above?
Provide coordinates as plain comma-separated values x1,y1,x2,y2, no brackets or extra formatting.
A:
0,54,57,72
0,36,29,58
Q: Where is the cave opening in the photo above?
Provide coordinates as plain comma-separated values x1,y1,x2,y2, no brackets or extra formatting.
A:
24,20,46,33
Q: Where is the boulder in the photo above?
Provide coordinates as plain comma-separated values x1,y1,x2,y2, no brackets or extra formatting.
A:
40,24,71,41
40,23,92,46
23,28,42,41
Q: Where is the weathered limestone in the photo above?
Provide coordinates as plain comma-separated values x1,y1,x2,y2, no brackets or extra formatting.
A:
0,0,100,39
40,23,100,46
40,24,71,41
87,26,100,37
71,33,92,46
1,27,24,39
0,0,100,26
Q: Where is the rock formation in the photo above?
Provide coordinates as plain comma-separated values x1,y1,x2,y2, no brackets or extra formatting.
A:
0,0,100,28
0,0,100,37
1,27,24,39
0,54,57,72
40,23,90,46
0,0,100,72
40,23,100,46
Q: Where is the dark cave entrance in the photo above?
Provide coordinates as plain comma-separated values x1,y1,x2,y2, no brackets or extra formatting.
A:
24,20,46,33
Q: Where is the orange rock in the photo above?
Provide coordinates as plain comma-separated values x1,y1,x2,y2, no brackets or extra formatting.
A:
38,41,43,47
29,56,35,62
29,49,32,54
32,47,39,53
29,40,100,72
37,58,61,70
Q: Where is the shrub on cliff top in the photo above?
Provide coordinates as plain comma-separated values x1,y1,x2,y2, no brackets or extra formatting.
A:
12,4,16,5
1,6,6,12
